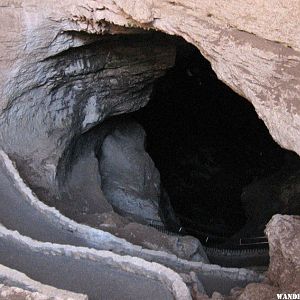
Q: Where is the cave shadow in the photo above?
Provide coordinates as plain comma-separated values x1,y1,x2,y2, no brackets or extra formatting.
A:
130,38,295,246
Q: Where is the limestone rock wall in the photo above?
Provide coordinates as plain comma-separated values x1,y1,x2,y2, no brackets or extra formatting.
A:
229,215,300,299
1,2,300,299
0,32,175,202
99,120,162,223
1,0,300,155
266,214,300,292
1,1,300,199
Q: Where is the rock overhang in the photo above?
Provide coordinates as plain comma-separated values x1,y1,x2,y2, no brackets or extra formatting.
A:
1,1,300,156
0,1,300,298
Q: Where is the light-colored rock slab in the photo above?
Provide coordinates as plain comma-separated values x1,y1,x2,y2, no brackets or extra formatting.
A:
266,214,300,292
1,0,300,157
0,224,192,300
0,264,87,300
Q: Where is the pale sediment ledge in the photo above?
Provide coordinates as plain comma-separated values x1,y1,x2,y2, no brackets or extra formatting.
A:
0,224,190,300
0,149,264,297
0,264,87,300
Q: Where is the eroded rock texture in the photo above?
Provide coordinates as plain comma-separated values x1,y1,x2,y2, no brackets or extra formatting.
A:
0,285,86,300
1,0,300,207
0,33,175,204
195,215,300,299
0,1,300,299
0,285,57,300
99,120,162,223
228,215,300,300
266,215,300,292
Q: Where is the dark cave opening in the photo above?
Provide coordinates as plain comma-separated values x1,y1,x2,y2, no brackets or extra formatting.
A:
54,33,300,253
129,38,293,246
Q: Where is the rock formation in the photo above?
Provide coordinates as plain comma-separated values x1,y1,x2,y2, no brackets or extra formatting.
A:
99,119,162,224
266,215,300,293
194,215,300,299
0,0,300,299
229,215,300,300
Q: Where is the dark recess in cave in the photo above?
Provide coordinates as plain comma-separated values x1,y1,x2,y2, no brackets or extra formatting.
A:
130,38,289,244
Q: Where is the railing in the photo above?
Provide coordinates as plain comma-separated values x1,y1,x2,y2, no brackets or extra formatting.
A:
145,218,268,249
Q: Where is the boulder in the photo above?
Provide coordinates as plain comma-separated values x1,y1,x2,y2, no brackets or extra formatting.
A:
99,120,162,224
228,215,300,300
266,214,300,292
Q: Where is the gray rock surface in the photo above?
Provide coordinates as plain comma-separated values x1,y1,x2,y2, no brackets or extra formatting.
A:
0,149,210,262
0,225,187,300
99,120,162,224
60,150,113,216
0,34,175,207
1,2,299,298
0,149,265,298
2,0,300,219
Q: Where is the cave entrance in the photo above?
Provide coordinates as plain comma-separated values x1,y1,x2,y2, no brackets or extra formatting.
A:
128,38,292,247
57,33,299,253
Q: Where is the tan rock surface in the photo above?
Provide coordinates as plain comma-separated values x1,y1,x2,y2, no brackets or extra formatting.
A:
0,285,51,300
0,2,300,299
194,215,300,299
1,0,300,156
266,214,300,292
0,263,87,300
0,284,83,300
235,283,279,300
228,215,300,300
